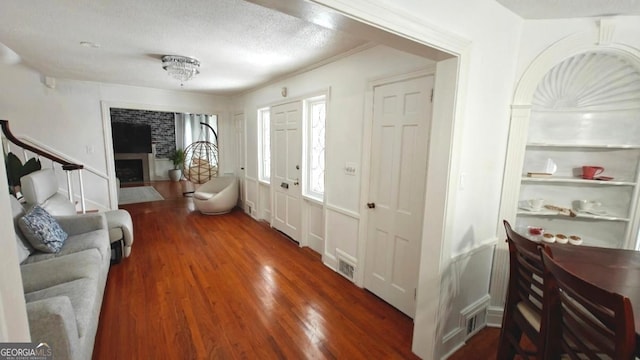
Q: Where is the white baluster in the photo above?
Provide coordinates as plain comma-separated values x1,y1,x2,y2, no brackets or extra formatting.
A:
78,170,86,214
66,170,74,204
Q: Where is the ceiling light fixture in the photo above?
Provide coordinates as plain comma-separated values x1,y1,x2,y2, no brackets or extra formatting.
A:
79,41,100,48
161,55,200,85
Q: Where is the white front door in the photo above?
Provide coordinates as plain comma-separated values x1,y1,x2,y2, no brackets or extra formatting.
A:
271,102,302,241
364,75,434,318
234,113,245,209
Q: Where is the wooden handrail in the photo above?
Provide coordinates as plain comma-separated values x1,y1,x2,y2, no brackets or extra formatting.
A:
1,120,83,171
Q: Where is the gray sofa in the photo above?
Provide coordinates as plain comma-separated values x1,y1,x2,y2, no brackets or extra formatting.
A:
21,169,134,262
10,195,110,360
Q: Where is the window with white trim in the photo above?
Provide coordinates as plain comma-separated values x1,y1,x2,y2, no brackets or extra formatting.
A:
304,95,326,200
258,107,271,183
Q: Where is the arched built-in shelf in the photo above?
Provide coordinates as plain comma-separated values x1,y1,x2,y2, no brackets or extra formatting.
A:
514,51,640,249
489,20,640,327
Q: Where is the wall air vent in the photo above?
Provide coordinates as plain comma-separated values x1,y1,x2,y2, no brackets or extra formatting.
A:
336,249,357,282
338,260,355,281
466,315,478,336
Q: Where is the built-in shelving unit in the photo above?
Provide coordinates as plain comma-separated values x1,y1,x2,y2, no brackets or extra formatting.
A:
514,52,640,249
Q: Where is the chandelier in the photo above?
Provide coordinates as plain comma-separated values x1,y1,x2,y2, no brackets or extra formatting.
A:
161,55,200,84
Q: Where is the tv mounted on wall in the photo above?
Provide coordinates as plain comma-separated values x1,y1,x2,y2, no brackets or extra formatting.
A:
111,122,152,153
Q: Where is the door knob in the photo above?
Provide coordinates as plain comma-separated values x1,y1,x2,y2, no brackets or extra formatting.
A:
367,202,376,209
293,178,299,186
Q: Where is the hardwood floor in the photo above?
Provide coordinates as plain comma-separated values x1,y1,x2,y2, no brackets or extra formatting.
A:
93,181,419,359
446,327,500,359
446,326,536,360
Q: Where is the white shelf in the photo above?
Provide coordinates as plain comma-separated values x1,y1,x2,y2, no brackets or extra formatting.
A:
527,143,640,149
517,210,630,222
521,176,635,186
513,52,640,251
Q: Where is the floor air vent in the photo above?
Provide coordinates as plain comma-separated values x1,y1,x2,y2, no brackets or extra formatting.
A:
338,259,355,281
336,249,357,282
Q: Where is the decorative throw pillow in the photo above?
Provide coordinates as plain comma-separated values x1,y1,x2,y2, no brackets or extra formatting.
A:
18,205,68,253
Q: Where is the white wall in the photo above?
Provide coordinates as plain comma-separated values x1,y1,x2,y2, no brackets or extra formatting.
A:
516,16,640,78
0,154,30,342
235,44,434,261
311,1,523,358
0,62,231,210
0,62,232,342
0,1,528,356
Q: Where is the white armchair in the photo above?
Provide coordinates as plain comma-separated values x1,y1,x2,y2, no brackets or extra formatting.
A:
193,176,239,215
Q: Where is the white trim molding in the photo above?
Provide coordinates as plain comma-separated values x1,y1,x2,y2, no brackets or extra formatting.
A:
492,17,640,321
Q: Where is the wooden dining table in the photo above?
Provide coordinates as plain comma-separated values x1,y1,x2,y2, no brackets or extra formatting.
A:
549,243,640,352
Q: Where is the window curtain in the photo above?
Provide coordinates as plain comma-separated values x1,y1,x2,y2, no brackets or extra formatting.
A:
174,113,218,151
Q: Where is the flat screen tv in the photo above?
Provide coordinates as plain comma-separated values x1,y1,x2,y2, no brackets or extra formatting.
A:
112,122,152,153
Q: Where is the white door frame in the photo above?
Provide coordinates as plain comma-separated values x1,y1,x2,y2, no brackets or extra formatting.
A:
270,101,303,242
357,57,464,359
362,71,435,318
233,112,246,209
359,68,435,283
100,101,223,210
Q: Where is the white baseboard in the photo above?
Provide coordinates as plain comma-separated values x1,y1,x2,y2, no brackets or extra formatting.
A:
440,328,466,359
439,294,491,359
486,306,503,327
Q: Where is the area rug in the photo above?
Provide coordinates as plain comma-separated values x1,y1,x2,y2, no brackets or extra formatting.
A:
118,186,164,205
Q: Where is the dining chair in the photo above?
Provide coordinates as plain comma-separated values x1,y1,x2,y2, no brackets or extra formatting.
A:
497,220,552,359
540,251,636,359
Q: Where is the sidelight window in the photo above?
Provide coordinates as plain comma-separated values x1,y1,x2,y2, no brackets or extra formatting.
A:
304,95,326,201
258,107,271,183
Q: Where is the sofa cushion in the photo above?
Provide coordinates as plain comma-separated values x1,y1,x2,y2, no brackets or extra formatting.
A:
22,229,110,264
21,249,102,293
25,277,99,338
19,205,68,253
10,195,33,263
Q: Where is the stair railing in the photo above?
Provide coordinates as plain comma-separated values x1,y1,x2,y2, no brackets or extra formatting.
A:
1,120,87,213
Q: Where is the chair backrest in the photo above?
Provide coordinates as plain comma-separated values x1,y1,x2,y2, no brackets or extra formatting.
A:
504,220,546,317
20,169,76,215
21,169,59,204
541,251,636,359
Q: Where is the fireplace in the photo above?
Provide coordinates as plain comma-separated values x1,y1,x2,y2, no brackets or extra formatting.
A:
114,153,150,183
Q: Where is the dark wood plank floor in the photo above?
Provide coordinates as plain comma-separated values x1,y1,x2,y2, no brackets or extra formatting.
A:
446,327,500,359
447,326,535,360
93,181,420,359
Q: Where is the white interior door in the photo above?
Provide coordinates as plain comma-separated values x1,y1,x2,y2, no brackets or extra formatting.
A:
364,75,434,318
271,102,302,241
234,113,245,208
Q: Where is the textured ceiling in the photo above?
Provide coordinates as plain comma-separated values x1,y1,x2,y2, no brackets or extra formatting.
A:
0,0,367,94
497,0,640,19
4,0,637,95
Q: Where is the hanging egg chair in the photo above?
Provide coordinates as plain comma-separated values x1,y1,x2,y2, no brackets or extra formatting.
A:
182,123,218,185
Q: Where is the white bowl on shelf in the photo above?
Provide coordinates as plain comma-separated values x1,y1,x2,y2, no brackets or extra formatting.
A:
555,234,569,244
568,235,583,245
541,233,556,243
